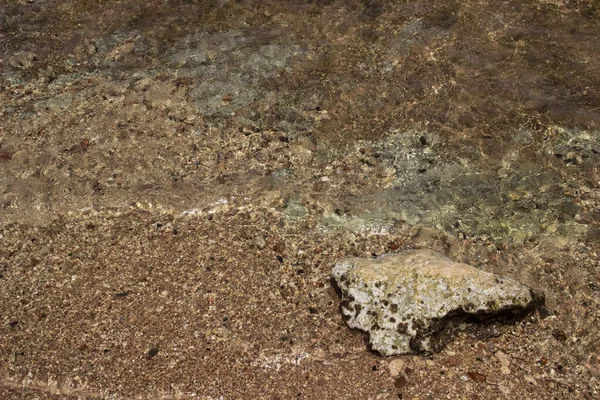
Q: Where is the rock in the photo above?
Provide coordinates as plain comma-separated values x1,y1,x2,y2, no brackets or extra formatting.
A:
9,52,36,69
283,197,308,219
331,249,544,355
387,359,404,377
253,235,267,250
494,350,511,367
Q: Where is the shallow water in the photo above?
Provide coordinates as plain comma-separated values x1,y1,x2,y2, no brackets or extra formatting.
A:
1,1,599,398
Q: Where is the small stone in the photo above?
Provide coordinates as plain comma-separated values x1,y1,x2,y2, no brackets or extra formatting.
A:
254,235,267,250
467,371,486,383
283,197,307,219
147,347,159,358
331,249,543,355
525,375,538,385
494,350,511,367
552,329,568,341
388,359,404,377
500,365,511,375
499,384,511,394
411,357,425,368
9,52,36,69
486,372,500,384
0,149,13,160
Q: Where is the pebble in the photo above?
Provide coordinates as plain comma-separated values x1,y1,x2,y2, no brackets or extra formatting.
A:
494,350,511,367
148,347,159,358
388,359,404,377
254,235,267,250
486,372,500,384
499,384,511,394
525,375,538,385
467,371,486,383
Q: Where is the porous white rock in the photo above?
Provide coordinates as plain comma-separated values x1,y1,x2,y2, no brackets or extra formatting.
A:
332,249,543,355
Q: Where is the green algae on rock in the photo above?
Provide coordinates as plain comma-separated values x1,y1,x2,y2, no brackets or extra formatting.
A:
332,249,543,355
